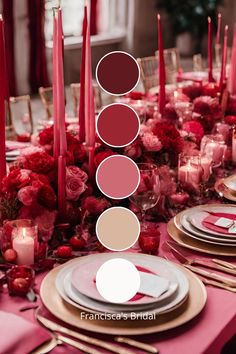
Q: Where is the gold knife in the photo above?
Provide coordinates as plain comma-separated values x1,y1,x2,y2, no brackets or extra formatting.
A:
56,334,103,354
184,265,236,287
36,314,135,354
115,337,159,353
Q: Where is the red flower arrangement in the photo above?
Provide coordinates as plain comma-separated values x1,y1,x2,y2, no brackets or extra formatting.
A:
182,121,205,145
152,122,184,155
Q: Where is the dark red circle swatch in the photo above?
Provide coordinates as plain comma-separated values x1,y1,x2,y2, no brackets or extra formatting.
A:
96,51,140,95
96,104,140,147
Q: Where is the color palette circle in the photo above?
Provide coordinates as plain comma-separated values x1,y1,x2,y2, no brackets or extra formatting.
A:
96,155,140,199
96,103,140,148
96,51,140,95
96,258,140,303
96,207,140,251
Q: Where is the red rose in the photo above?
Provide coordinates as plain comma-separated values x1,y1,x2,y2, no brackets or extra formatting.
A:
66,131,79,146
182,84,202,101
182,121,204,144
94,150,117,168
202,83,219,97
37,184,57,209
69,144,87,164
225,115,236,125
24,151,54,173
30,172,50,185
152,123,183,154
81,196,110,216
39,126,54,145
163,103,178,121
2,169,31,192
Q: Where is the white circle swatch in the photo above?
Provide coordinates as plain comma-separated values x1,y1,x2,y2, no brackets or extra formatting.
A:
96,258,141,303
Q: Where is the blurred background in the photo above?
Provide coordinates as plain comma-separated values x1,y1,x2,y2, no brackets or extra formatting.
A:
0,0,233,96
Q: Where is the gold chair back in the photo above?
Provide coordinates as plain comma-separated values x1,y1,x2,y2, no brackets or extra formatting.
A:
70,83,102,116
9,95,33,135
137,56,158,93
155,47,181,85
5,100,16,140
39,86,53,119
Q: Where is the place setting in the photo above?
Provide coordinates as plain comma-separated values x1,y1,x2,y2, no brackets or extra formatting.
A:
40,252,206,336
168,204,236,256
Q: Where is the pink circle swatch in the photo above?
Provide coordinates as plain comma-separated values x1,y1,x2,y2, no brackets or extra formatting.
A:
96,51,140,95
96,155,140,199
96,104,140,147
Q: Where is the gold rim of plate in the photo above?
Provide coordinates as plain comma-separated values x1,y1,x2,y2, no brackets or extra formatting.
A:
215,179,236,202
168,204,236,256
40,256,207,336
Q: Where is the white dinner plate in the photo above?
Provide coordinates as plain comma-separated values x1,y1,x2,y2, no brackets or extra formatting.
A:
181,214,236,246
71,258,178,306
187,207,236,238
55,253,189,317
174,205,236,247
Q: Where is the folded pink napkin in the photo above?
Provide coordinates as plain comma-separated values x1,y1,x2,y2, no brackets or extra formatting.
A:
0,311,51,354
93,265,156,301
203,214,236,235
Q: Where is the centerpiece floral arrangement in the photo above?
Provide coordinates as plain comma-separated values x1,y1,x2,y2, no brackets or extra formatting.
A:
0,79,235,265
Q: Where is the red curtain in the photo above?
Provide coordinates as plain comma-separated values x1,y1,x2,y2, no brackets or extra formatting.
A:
90,0,98,35
2,0,17,96
27,0,49,94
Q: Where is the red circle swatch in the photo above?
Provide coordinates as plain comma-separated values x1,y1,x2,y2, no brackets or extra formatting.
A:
96,51,140,95
96,104,140,147
96,155,140,199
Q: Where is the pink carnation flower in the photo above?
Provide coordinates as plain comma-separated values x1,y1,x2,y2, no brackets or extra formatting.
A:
17,186,38,206
142,132,162,152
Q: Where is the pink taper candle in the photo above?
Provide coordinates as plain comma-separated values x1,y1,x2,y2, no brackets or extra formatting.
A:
55,8,67,220
58,156,66,220
157,14,166,116
53,13,59,159
228,25,236,95
57,8,67,157
84,16,95,177
78,5,88,143
216,13,222,45
219,25,228,94
208,17,214,82
0,15,6,183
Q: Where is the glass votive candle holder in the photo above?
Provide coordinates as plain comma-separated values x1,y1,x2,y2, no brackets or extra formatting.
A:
191,153,213,183
139,229,160,255
7,265,35,296
4,220,38,266
201,134,226,168
178,154,202,189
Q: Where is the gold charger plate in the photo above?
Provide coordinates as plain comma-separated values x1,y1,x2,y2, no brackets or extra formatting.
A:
40,257,207,336
215,179,236,202
168,205,236,256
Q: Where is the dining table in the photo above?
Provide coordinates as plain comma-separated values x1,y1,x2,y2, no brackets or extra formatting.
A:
1,223,236,354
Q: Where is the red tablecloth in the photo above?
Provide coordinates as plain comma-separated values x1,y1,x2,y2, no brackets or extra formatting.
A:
1,223,236,354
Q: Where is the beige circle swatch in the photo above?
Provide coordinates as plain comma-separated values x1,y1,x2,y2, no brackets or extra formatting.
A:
96,207,140,251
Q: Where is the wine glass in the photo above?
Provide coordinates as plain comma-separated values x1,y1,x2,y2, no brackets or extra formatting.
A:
129,163,160,228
